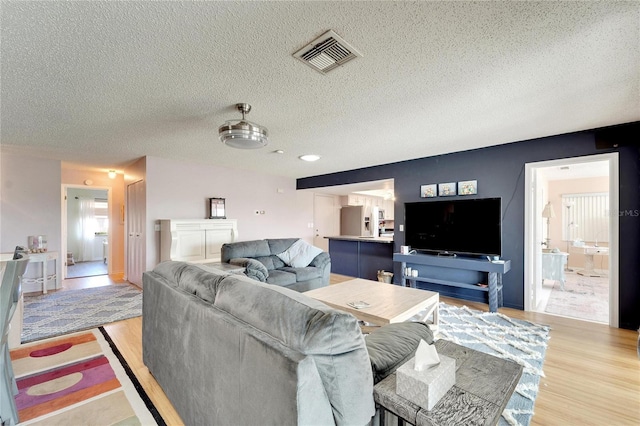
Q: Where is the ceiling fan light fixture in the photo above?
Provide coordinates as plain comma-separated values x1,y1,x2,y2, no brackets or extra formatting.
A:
219,103,269,149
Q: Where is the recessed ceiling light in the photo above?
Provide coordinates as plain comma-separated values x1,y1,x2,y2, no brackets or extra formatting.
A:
274,149,285,154
299,154,320,162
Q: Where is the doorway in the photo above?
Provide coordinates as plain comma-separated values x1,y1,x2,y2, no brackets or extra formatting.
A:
524,153,619,327
313,193,340,252
62,186,112,279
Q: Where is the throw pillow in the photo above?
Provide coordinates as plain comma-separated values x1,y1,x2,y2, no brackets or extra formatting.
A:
229,258,269,282
365,321,434,384
276,239,323,268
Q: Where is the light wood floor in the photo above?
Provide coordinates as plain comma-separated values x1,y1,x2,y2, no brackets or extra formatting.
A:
67,274,640,425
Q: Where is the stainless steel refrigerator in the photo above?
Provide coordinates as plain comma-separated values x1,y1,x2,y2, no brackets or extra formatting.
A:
340,205,379,236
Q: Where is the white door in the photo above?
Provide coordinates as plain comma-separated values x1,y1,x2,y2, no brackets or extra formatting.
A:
127,180,145,287
313,194,338,252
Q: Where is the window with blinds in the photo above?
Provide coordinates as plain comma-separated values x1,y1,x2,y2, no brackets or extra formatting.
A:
562,193,609,243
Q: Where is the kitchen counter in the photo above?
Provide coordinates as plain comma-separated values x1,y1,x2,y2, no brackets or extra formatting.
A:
325,235,394,243
325,236,395,281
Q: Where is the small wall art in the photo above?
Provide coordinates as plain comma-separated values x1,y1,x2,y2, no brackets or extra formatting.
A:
458,180,478,195
438,182,457,196
420,184,437,198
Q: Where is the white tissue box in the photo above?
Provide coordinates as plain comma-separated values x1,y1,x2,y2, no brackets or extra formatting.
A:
396,355,456,410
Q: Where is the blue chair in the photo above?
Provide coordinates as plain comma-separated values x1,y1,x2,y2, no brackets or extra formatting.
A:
1,255,29,426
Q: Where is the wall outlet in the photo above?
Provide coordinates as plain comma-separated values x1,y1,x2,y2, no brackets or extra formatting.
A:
399,224,404,232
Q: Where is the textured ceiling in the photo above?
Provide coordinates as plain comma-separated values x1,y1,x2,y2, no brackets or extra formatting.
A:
1,1,638,179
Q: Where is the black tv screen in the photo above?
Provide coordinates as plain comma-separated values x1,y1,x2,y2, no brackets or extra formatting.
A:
404,198,502,257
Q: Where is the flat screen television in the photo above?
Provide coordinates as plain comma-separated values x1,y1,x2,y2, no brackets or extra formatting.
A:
404,197,502,257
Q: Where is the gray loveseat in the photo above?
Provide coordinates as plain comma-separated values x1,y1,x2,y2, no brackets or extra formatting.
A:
143,262,433,425
221,238,330,292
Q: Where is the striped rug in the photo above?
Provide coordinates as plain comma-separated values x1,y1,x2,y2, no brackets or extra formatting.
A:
10,328,164,425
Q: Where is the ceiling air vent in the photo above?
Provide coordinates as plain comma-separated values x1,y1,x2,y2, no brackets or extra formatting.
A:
293,30,362,75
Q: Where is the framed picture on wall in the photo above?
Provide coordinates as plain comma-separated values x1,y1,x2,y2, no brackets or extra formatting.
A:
209,197,226,219
420,184,437,198
438,182,457,196
458,180,478,195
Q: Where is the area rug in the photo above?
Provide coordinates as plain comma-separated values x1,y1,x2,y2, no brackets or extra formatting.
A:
544,272,608,323
437,303,550,426
22,285,142,343
10,327,164,425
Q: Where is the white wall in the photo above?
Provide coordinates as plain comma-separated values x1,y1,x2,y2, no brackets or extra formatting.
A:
144,156,314,271
0,151,62,286
0,151,61,252
0,151,316,280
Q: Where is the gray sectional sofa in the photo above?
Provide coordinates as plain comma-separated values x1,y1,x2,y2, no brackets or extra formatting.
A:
142,261,432,426
221,238,330,292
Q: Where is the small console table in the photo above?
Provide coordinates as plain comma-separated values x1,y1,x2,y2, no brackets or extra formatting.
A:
22,251,60,294
393,253,511,313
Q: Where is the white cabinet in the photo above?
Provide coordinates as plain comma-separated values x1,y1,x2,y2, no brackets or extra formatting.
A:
383,199,395,220
160,219,238,263
347,194,364,206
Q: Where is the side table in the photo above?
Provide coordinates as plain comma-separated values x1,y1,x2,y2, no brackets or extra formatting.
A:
542,252,568,290
373,340,523,426
21,251,60,294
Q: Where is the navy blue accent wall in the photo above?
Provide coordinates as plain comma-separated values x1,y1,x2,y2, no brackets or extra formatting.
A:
298,125,640,330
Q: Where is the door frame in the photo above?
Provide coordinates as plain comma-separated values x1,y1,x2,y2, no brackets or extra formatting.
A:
61,184,113,279
524,153,619,327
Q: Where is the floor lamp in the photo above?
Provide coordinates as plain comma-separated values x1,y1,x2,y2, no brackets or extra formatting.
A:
541,202,555,249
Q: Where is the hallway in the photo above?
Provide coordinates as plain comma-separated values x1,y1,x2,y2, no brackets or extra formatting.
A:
66,260,108,279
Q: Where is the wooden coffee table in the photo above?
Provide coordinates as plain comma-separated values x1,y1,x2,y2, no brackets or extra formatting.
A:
305,278,439,331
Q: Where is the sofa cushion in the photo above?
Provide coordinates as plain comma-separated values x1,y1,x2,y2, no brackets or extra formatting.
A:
254,255,276,270
229,258,269,282
270,255,286,269
308,251,330,270
221,240,271,262
279,266,322,282
266,238,299,255
266,270,297,286
365,321,434,384
153,261,226,303
213,275,374,425
276,239,323,268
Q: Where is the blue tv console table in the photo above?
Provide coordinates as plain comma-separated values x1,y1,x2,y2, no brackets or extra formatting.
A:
393,253,511,312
